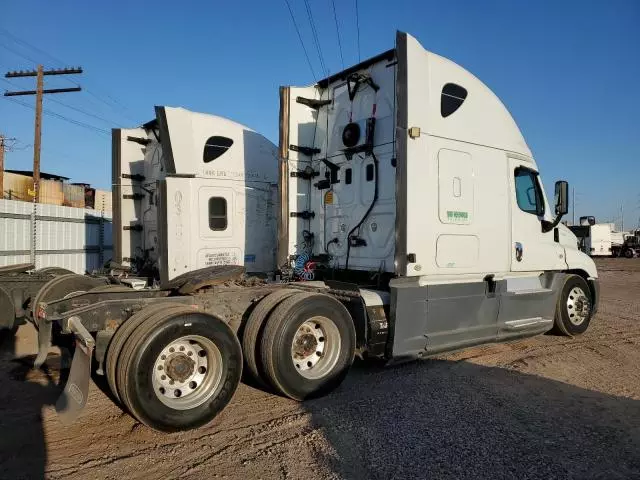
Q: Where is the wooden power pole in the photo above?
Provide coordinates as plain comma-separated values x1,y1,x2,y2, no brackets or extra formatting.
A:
0,135,4,198
0,135,15,199
4,66,82,202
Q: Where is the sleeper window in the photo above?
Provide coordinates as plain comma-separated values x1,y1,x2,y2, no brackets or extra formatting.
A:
441,83,468,117
208,197,227,230
514,168,544,216
203,136,233,163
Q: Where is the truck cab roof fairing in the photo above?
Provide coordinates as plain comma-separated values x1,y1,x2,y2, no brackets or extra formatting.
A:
156,106,278,184
398,32,533,160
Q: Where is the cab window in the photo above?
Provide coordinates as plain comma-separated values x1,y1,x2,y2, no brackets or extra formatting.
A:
514,168,544,216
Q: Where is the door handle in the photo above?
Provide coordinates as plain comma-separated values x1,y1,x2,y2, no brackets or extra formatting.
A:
515,242,523,262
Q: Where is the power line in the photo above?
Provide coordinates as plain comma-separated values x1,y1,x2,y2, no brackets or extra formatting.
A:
0,28,66,65
0,75,21,89
303,0,328,77
3,96,110,136
330,0,345,70
3,76,118,128
0,28,138,124
355,0,361,62
283,0,318,81
45,95,125,126
0,42,41,66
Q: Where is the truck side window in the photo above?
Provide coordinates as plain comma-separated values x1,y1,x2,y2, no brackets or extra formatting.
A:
203,136,233,163
441,83,468,118
208,197,227,230
514,168,544,216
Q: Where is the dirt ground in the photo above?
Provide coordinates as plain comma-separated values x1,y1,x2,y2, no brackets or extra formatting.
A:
1,258,639,479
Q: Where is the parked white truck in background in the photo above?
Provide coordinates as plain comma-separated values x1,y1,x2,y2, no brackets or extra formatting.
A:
569,216,637,258
112,106,279,281
569,216,613,257
22,32,598,433
0,107,279,334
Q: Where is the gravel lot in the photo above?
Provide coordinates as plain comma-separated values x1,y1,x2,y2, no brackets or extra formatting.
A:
1,258,639,479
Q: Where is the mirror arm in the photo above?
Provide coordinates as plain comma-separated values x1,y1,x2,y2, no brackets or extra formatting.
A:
541,213,563,233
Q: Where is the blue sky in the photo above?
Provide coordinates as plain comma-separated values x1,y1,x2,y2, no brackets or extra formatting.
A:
1,0,638,228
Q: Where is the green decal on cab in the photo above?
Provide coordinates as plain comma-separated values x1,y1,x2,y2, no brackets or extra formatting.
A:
446,210,469,222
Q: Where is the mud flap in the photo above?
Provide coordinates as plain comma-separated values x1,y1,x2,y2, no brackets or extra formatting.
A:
33,320,52,369
56,317,94,424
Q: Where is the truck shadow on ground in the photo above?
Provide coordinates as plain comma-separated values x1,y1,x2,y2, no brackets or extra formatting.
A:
0,341,64,480
303,359,640,480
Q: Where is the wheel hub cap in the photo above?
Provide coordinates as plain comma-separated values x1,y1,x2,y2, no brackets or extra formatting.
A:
165,354,195,383
293,331,319,359
290,316,341,380
566,286,591,325
151,336,223,410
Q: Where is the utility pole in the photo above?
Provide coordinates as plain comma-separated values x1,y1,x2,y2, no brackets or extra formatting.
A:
33,65,43,198
4,66,82,202
0,135,4,198
572,187,575,225
0,135,16,199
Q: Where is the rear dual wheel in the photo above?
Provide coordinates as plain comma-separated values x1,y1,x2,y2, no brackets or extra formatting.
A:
106,305,242,432
241,288,300,387
243,290,355,401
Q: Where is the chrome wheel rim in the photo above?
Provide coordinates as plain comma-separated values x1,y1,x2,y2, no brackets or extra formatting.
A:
566,286,591,325
151,335,223,410
291,316,341,380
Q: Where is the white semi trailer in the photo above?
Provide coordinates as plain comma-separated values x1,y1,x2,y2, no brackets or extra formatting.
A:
31,32,598,433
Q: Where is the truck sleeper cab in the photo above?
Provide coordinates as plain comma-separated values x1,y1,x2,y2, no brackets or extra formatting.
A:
112,106,279,284
279,32,598,358
36,32,598,433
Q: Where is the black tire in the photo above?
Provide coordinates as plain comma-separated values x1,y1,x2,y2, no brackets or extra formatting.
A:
624,248,634,259
116,308,243,432
106,303,186,404
242,288,300,386
260,292,355,401
553,274,593,336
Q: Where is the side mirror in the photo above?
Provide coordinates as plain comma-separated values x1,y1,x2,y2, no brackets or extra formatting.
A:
554,180,568,216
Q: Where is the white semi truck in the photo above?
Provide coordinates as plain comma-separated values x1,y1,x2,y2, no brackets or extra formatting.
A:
23,32,597,432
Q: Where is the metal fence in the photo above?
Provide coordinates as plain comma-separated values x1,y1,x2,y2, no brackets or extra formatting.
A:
0,199,113,273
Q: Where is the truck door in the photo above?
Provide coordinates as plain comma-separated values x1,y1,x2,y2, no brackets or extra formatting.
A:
509,158,566,272
196,183,242,269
